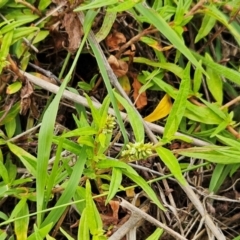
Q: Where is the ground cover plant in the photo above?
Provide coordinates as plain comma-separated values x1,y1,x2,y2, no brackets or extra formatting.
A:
0,0,240,239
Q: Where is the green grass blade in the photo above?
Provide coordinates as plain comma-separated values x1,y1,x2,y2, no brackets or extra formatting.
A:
155,147,186,185
78,209,90,240
192,51,240,85
114,91,144,142
163,62,191,141
41,149,87,228
36,20,90,225
135,3,205,73
14,199,29,240
87,32,128,144
121,169,165,211
106,167,122,204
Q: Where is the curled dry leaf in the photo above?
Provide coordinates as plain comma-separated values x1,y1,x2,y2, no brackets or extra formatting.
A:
109,200,120,220
62,12,82,53
20,80,33,115
132,74,147,109
108,55,128,77
106,32,126,51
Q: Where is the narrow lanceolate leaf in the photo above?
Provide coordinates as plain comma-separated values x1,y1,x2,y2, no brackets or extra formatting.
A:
106,167,122,204
14,198,29,240
134,4,206,74
85,180,104,236
95,11,116,43
27,223,53,240
205,53,223,104
121,169,165,211
7,142,37,177
155,147,186,185
144,94,172,122
193,60,202,93
175,146,240,164
37,15,90,225
78,209,90,240
0,30,13,74
191,51,240,86
163,62,191,141
41,149,87,228
114,92,144,142
146,228,163,240
195,15,216,43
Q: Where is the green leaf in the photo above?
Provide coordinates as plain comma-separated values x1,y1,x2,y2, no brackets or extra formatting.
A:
134,4,206,74
0,0,8,8
209,164,232,193
85,180,104,236
27,223,53,240
78,209,90,240
205,53,223,104
163,62,191,140
210,120,229,138
176,146,240,164
146,228,163,240
83,9,98,33
87,26,129,144
0,30,13,74
106,167,122,204
60,228,74,240
74,0,118,11
36,14,91,225
216,135,240,149
12,27,39,44
199,98,226,120
14,198,29,240
5,118,16,138
155,147,186,185
191,51,240,86
195,15,216,43
114,92,144,142
95,11,116,43
0,161,9,184
185,102,222,124
62,127,97,138
193,60,202,93
1,18,38,34
96,159,138,176
41,149,87,228
7,142,37,177
108,0,139,12
9,198,27,221
0,102,20,126
74,187,86,214
6,81,22,94
133,57,184,79
203,5,240,46
121,169,165,210
38,0,51,11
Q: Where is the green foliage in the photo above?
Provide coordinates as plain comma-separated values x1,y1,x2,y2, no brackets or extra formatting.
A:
1,0,240,239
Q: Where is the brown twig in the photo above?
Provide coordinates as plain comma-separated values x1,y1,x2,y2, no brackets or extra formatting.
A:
15,0,42,17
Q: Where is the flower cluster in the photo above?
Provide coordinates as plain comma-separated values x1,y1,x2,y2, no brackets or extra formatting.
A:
102,115,116,134
121,141,153,161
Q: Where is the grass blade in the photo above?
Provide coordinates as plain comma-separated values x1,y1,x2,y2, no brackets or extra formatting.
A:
163,62,191,141
135,3,205,73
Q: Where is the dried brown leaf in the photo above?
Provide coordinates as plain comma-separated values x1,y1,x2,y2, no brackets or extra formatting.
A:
108,55,128,77
132,75,147,109
106,32,126,51
62,12,82,53
20,80,33,115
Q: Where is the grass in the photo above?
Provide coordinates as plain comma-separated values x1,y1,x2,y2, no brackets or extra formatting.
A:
0,0,240,239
